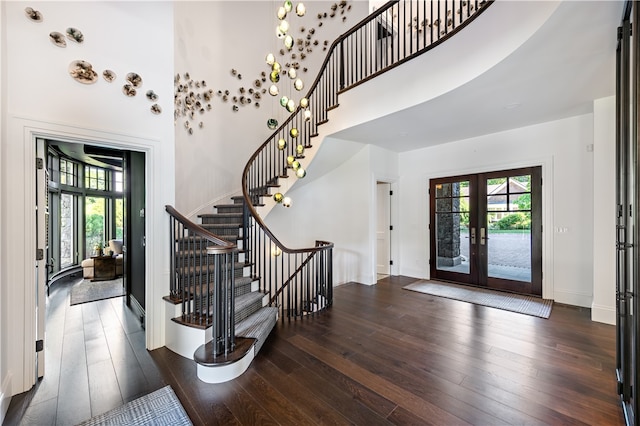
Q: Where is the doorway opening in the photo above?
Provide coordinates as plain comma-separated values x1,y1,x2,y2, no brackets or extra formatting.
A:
36,138,146,378
376,182,391,280
429,166,542,296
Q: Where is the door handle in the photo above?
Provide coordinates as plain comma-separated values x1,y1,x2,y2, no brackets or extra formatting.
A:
480,227,486,245
470,227,476,244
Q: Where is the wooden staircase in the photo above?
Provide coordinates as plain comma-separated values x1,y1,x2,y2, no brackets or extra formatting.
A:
197,196,277,357
165,0,491,384
164,198,277,383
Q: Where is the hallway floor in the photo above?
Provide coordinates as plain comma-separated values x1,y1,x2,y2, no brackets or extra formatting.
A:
3,276,165,425
5,275,624,425
154,276,624,425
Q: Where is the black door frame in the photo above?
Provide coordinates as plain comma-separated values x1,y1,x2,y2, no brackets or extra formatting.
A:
429,166,542,296
124,150,146,324
615,2,639,424
480,167,542,296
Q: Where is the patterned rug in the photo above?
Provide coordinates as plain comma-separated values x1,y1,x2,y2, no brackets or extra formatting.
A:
77,385,192,425
70,277,125,306
403,280,553,319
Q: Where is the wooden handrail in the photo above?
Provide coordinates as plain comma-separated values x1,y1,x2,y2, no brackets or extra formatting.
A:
165,205,235,248
242,0,492,254
241,0,492,320
165,205,237,351
269,240,331,304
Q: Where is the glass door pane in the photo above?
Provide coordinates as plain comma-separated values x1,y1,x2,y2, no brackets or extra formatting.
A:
115,198,124,239
430,167,541,295
60,193,76,267
85,196,105,257
431,178,474,284
486,175,532,283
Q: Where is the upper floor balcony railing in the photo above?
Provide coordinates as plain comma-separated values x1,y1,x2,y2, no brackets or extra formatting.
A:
242,0,492,319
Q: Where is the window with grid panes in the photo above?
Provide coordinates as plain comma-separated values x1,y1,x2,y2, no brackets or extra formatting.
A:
85,165,107,190
60,158,78,186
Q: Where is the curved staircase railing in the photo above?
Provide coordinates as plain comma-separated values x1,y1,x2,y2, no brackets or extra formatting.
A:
242,0,492,319
166,205,237,356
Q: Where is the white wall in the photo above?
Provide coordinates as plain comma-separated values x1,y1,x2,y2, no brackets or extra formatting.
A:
1,1,174,397
592,96,616,324
328,0,561,136
265,142,398,285
0,2,6,422
266,110,603,310
174,1,274,216
266,142,371,285
398,114,595,307
174,1,369,218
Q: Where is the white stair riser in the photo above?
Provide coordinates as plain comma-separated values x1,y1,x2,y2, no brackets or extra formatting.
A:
196,349,255,383
164,299,212,359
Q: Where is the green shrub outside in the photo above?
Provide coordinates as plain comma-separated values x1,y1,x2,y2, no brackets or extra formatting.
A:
491,212,531,230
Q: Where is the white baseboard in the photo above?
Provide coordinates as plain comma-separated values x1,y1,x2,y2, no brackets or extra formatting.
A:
0,372,13,425
591,303,616,325
553,289,592,308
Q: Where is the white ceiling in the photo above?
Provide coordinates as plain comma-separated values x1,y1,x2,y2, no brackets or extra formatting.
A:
329,1,623,152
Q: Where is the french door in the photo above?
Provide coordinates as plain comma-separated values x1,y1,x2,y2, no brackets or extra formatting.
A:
616,5,637,424
429,166,542,296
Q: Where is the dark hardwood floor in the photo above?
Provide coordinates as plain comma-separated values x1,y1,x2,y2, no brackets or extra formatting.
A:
6,275,624,425
153,275,624,425
3,276,165,425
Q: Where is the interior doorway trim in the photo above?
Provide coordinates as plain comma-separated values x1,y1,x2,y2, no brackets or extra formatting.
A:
424,157,554,300
373,175,399,281
6,116,160,395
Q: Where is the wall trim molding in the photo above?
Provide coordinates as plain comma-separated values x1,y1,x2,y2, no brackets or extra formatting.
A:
0,372,13,425
591,303,616,325
372,174,400,281
5,115,164,393
553,288,592,308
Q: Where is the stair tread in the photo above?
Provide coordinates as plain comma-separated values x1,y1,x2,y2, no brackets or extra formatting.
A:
235,291,264,312
174,236,235,245
236,307,277,354
235,275,256,286
185,274,255,294
176,262,247,276
199,213,243,218
194,336,255,366
236,307,278,338
200,223,242,228
175,248,241,256
214,204,243,209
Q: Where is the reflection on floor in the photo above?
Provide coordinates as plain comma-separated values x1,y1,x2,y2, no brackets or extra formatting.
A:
437,261,532,282
4,275,165,426
377,274,389,281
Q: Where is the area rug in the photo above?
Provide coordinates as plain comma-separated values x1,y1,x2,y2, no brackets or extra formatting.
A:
403,280,553,319
70,277,125,306
77,385,192,426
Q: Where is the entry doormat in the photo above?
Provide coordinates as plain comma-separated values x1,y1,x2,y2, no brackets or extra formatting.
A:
77,385,192,425
70,277,125,306
403,280,553,319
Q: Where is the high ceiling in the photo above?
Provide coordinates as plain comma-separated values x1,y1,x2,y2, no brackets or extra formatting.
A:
329,1,623,152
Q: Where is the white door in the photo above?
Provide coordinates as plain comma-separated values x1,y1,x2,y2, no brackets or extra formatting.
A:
376,182,391,275
35,138,48,377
